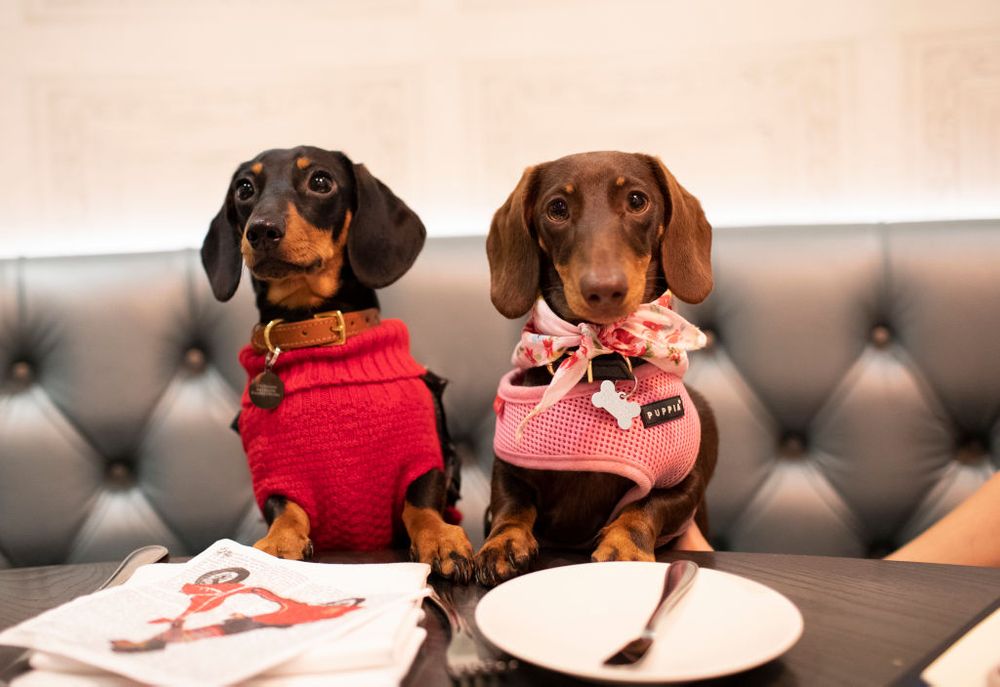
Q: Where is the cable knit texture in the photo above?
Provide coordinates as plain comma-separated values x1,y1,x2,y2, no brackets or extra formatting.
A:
238,319,443,551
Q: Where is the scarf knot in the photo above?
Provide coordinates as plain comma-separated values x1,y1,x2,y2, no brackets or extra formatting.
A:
511,292,706,438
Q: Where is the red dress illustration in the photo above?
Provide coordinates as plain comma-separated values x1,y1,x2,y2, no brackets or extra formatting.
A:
111,568,363,652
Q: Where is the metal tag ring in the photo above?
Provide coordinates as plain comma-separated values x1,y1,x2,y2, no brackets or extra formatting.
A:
262,318,285,354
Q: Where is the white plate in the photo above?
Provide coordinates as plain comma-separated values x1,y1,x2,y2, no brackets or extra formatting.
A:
475,561,803,683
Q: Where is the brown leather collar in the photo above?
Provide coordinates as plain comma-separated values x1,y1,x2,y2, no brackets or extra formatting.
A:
250,308,381,354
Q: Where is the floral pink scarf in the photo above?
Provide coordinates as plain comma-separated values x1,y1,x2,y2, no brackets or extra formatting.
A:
512,291,707,435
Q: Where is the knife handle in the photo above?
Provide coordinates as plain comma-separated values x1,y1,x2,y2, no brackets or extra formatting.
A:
645,560,698,632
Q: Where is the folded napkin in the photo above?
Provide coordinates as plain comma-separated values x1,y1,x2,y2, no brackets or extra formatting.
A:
920,605,1000,686
0,540,430,687
18,624,425,687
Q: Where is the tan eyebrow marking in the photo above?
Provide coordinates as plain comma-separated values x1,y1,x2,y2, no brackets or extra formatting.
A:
563,184,575,194
250,162,263,174
615,176,625,187
296,157,311,170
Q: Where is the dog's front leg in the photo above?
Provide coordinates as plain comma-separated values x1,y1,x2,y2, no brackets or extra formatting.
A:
592,469,705,562
475,459,539,586
402,469,474,583
595,388,718,562
255,495,314,560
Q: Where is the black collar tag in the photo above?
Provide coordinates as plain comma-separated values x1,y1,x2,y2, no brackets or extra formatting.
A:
250,348,284,409
640,395,684,428
249,370,284,409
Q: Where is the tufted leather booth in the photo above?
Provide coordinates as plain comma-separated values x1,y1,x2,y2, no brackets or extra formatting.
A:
1,221,997,567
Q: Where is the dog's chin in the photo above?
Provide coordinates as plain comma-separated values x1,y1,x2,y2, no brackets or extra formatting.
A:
248,257,323,281
580,308,635,325
565,296,644,326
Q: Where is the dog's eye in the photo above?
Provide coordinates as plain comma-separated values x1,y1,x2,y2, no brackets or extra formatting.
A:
546,198,569,222
627,191,649,212
308,171,336,194
235,179,255,202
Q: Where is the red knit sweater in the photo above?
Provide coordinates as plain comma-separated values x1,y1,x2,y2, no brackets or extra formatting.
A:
238,319,444,551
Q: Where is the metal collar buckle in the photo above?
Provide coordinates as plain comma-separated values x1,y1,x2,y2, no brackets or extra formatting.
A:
261,310,347,353
313,310,347,346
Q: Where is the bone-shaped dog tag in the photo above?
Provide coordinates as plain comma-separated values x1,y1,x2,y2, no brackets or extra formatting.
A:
591,380,641,430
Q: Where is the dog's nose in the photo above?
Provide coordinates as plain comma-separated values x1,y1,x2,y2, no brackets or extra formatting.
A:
244,219,284,250
580,273,628,307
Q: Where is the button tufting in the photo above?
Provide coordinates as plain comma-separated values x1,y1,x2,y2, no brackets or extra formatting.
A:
779,433,807,458
10,361,33,384
184,347,206,372
871,325,892,348
106,461,133,486
955,439,987,465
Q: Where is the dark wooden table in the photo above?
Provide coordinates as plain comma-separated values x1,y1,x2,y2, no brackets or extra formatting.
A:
1,549,997,686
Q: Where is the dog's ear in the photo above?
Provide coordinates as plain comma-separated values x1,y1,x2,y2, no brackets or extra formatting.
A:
201,177,243,302
487,166,541,318
346,162,426,289
644,155,713,304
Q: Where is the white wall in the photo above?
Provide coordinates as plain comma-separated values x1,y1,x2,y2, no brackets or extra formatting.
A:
1,0,998,257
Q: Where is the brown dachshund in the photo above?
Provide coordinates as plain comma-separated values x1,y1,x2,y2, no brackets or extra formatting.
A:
477,151,719,585
201,146,474,581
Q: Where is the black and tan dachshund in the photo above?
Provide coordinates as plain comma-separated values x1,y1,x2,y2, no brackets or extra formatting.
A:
201,146,473,581
477,151,719,585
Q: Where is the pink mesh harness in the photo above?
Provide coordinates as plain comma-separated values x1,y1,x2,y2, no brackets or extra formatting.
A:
493,361,701,523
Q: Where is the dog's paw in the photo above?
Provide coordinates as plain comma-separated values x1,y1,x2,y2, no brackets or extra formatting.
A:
254,532,314,561
475,527,538,586
410,522,475,584
591,526,655,563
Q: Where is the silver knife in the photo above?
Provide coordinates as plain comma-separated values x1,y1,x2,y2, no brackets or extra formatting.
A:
0,544,170,684
604,559,699,666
